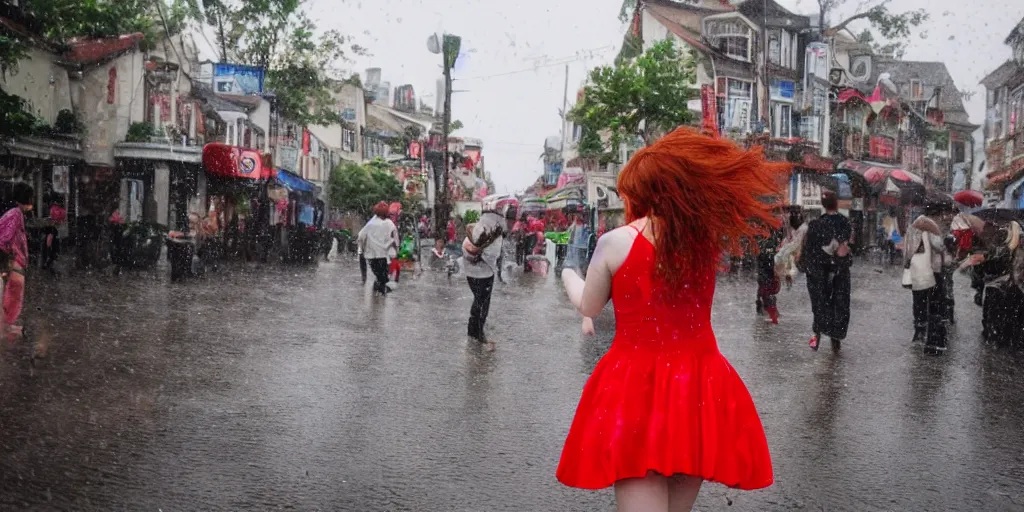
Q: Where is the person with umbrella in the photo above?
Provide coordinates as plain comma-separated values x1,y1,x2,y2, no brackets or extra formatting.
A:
902,201,953,354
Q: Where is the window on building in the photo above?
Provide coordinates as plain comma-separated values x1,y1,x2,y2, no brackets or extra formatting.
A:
799,116,821,143
227,124,235,146
343,128,356,152
910,80,924,99
774,103,792,138
769,36,780,65
728,79,752,99
902,146,924,169
781,31,791,69
791,33,799,69
845,108,866,129
718,36,750,61
953,141,966,163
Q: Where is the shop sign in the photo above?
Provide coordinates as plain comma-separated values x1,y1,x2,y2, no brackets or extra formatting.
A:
213,63,265,95
239,152,259,177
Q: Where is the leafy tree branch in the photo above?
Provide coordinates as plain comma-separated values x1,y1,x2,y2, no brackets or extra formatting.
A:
569,39,697,152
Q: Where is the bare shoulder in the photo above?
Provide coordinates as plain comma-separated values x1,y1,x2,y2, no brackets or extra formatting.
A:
593,224,643,272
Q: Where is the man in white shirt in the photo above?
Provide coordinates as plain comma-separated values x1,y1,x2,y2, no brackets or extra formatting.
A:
357,202,399,296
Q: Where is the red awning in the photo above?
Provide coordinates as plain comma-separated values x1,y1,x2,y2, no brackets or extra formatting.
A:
800,153,834,173
202,143,273,180
64,33,144,64
837,89,868,104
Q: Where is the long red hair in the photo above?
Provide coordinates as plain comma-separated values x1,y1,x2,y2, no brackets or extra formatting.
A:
617,127,790,288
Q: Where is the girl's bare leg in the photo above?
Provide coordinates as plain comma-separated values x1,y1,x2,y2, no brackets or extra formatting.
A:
615,471,669,512
668,475,702,512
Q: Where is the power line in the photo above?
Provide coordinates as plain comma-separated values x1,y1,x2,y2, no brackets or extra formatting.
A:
455,47,613,82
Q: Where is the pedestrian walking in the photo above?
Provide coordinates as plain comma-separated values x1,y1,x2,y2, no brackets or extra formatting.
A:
755,223,784,324
461,210,507,348
902,203,953,354
557,128,779,511
0,182,34,342
801,191,852,351
357,202,399,296
775,209,807,289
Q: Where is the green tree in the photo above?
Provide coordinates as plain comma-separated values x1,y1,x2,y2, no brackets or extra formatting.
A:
856,29,907,60
816,0,928,51
186,0,367,126
570,39,697,153
2,0,171,77
328,160,402,216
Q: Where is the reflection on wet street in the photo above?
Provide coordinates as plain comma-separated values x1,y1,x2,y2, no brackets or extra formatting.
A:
2,258,1024,510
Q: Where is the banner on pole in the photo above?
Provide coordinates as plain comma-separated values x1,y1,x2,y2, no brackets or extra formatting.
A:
701,85,719,137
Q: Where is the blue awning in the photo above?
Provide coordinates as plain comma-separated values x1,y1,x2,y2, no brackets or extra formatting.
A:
275,169,316,193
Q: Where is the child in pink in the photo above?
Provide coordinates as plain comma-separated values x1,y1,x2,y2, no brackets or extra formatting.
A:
0,183,34,341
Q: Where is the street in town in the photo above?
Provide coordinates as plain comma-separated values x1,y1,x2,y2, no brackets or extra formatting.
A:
1,259,1022,511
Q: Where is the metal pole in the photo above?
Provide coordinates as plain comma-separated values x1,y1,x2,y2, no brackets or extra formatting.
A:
560,64,569,157
763,0,771,136
438,39,453,239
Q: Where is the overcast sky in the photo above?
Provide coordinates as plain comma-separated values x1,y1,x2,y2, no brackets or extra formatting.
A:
201,0,1023,194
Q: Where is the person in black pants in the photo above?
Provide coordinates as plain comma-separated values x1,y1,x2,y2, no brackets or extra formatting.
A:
467,274,494,342
359,251,367,284
462,210,509,348
802,191,852,351
368,257,389,295
356,202,399,296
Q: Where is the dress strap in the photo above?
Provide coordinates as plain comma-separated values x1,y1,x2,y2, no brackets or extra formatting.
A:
628,219,650,239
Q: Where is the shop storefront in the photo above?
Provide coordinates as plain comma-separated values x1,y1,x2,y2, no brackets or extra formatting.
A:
1,136,85,266
837,159,927,250
201,142,273,259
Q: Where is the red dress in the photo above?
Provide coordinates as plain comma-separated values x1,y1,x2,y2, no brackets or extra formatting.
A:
556,232,773,490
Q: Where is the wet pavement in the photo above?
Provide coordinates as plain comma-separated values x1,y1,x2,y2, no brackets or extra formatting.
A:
2,255,1024,511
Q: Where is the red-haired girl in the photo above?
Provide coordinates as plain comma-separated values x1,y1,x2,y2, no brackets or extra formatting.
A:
558,127,786,510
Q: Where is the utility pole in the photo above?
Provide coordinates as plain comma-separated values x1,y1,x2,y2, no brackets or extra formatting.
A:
433,34,460,240
560,64,569,158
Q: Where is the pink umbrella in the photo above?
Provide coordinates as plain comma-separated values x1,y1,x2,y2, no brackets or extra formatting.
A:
889,169,923,184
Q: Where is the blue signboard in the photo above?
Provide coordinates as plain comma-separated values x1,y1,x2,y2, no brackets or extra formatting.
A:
770,79,795,101
213,63,265,95
830,173,852,199
276,169,317,193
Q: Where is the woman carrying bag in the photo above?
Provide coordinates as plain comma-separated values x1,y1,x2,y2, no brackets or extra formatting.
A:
902,203,950,355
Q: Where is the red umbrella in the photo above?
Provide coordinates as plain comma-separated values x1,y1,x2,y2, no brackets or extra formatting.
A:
889,169,924,184
953,189,984,208
863,167,888,185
